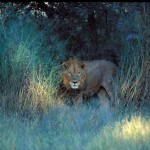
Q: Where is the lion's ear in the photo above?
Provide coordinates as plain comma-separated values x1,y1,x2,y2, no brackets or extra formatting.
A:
62,62,68,70
81,62,86,70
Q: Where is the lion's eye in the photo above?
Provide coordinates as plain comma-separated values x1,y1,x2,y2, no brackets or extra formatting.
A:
68,72,71,76
78,72,81,76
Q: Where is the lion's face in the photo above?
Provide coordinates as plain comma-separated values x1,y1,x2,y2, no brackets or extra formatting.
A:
62,59,86,89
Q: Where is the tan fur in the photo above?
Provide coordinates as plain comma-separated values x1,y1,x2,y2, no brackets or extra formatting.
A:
62,58,118,105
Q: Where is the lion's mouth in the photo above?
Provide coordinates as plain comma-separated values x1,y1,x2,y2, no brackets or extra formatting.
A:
71,85,79,89
70,82,80,89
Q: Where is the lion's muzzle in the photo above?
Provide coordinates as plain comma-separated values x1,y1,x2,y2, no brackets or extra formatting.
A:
69,80,80,89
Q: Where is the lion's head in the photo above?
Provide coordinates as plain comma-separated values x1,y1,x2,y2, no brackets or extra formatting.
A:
62,58,86,90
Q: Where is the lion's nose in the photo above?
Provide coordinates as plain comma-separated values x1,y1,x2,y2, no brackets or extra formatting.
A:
72,81,77,84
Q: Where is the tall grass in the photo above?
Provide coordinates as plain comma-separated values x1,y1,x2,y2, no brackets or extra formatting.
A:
113,11,150,109
18,65,63,114
0,15,66,114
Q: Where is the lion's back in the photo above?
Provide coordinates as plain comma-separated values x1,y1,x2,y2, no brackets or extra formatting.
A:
85,59,117,75
83,60,117,92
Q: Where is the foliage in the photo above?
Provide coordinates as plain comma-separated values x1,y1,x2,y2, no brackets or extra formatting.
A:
0,2,149,150
0,12,66,113
116,11,150,108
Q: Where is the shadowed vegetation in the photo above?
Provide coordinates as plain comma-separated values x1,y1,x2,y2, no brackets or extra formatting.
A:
0,2,149,149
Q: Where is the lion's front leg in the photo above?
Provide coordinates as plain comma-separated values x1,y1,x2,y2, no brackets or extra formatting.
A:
97,89,112,121
97,89,110,110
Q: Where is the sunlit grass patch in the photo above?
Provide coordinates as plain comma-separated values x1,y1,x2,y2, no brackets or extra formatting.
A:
18,66,63,114
118,117,150,142
87,116,150,150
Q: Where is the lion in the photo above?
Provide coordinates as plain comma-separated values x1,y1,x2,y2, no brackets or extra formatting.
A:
62,58,118,107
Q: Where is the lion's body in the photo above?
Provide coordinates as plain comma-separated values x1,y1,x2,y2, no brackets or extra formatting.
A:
62,58,118,105
81,60,117,93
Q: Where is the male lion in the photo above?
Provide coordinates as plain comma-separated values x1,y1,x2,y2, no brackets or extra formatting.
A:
62,58,117,106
